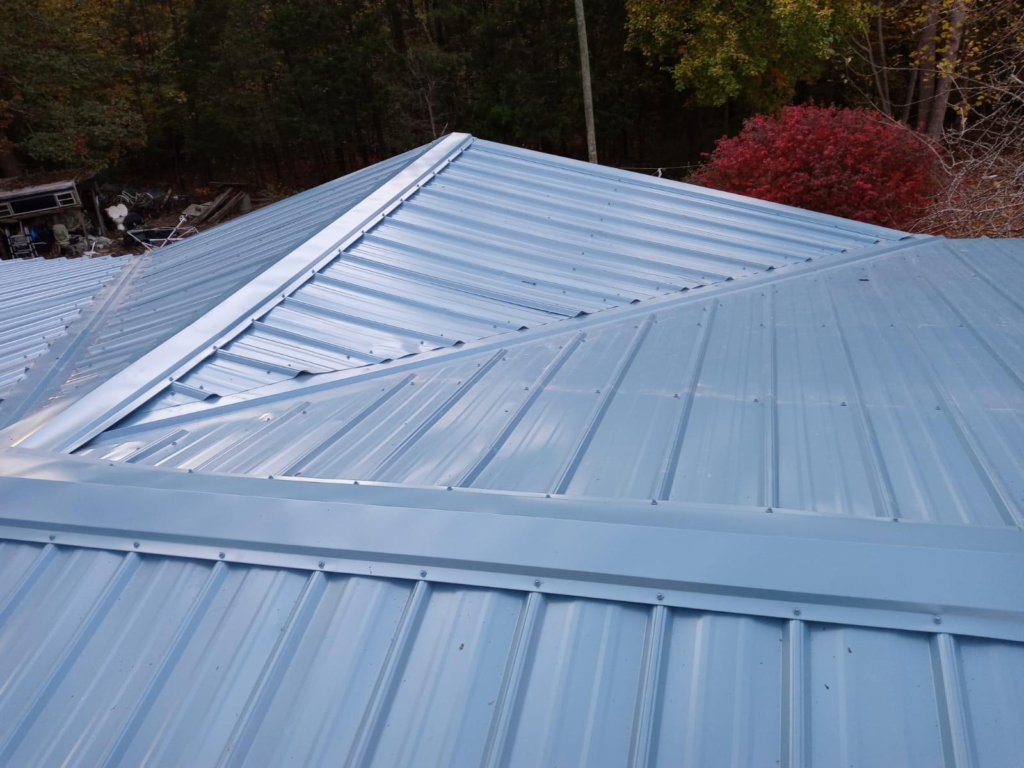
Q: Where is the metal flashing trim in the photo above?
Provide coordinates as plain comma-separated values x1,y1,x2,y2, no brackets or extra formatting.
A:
1,450,1022,642
83,234,933,439
19,133,474,453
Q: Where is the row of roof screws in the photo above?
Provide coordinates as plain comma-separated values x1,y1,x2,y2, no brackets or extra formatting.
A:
38,531,948,627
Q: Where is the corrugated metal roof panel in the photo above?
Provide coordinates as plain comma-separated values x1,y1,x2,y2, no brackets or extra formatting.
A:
116,137,910,409
0,539,1018,767
9,142,437,425
82,237,1024,528
0,255,126,418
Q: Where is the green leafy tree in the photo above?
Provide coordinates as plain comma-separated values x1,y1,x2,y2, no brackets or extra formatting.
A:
0,0,146,168
625,0,869,110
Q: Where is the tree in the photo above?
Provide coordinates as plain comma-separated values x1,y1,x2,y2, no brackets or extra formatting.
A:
625,0,870,110
841,0,1024,235
693,104,941,228
0,0,146,169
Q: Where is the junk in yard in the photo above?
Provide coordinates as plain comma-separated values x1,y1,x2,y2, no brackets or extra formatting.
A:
125,215,198,252
0,170,98,259
105,203,129,230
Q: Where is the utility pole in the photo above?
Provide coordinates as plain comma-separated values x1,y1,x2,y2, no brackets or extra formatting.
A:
573,0,598,163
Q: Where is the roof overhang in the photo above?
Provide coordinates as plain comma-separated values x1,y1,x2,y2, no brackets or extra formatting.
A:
2,448,1022,642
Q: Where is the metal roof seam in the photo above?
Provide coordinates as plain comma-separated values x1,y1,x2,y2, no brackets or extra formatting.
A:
762,291,780,509
215,568,328,767
931,633,978,767
343,579,432,768
626,603,669,768
821,278,900,519
781,618,808,767
479,590,544,768
657,302,719,501
457,331,588,488
553,314,657,495
93,558,231,767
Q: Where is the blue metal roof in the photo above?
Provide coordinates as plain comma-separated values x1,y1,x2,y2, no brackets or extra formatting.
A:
0,255,126,425
110,137,911,412
1,136,1022,767
4,142,436,429
77,237,1024,528
0,536,1019,767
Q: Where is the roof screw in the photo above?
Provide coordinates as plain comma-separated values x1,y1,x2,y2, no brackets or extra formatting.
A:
545,493,552,498
268,475,274,480
651,499,658,505
656,593,664,601
318,561,325,569
933,616,942,625
353,480,359,485
793,609,802,616
420,569,428,577
187,468,194,474
218,552,225,559
446,486,453,491
48,534,56,541
840,401,847,407
766,507,774,514
133,541,140,549
534,579,542,588
935,405,941,410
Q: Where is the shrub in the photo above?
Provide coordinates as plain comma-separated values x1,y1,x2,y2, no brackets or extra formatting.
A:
692,105,941,229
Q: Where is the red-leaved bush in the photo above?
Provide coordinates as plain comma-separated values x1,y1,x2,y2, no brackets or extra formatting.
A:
693,105,941,229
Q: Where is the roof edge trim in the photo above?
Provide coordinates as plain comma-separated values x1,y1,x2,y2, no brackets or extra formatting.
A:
2,450,1022,642
18,133,475,453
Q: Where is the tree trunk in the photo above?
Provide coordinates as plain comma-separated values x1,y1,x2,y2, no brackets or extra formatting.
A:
876,13,892,117
915,0,940,132
384,0,407,54
926,0,968,139
573,0,598,163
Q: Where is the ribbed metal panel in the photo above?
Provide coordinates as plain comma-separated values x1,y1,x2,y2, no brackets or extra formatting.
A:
82,237,1024,528
12,143,436,423
0,255,125,409
0,539,1018,767
123,138,908,410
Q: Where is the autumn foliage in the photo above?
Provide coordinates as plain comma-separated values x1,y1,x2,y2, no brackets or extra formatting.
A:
693,105,941,230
